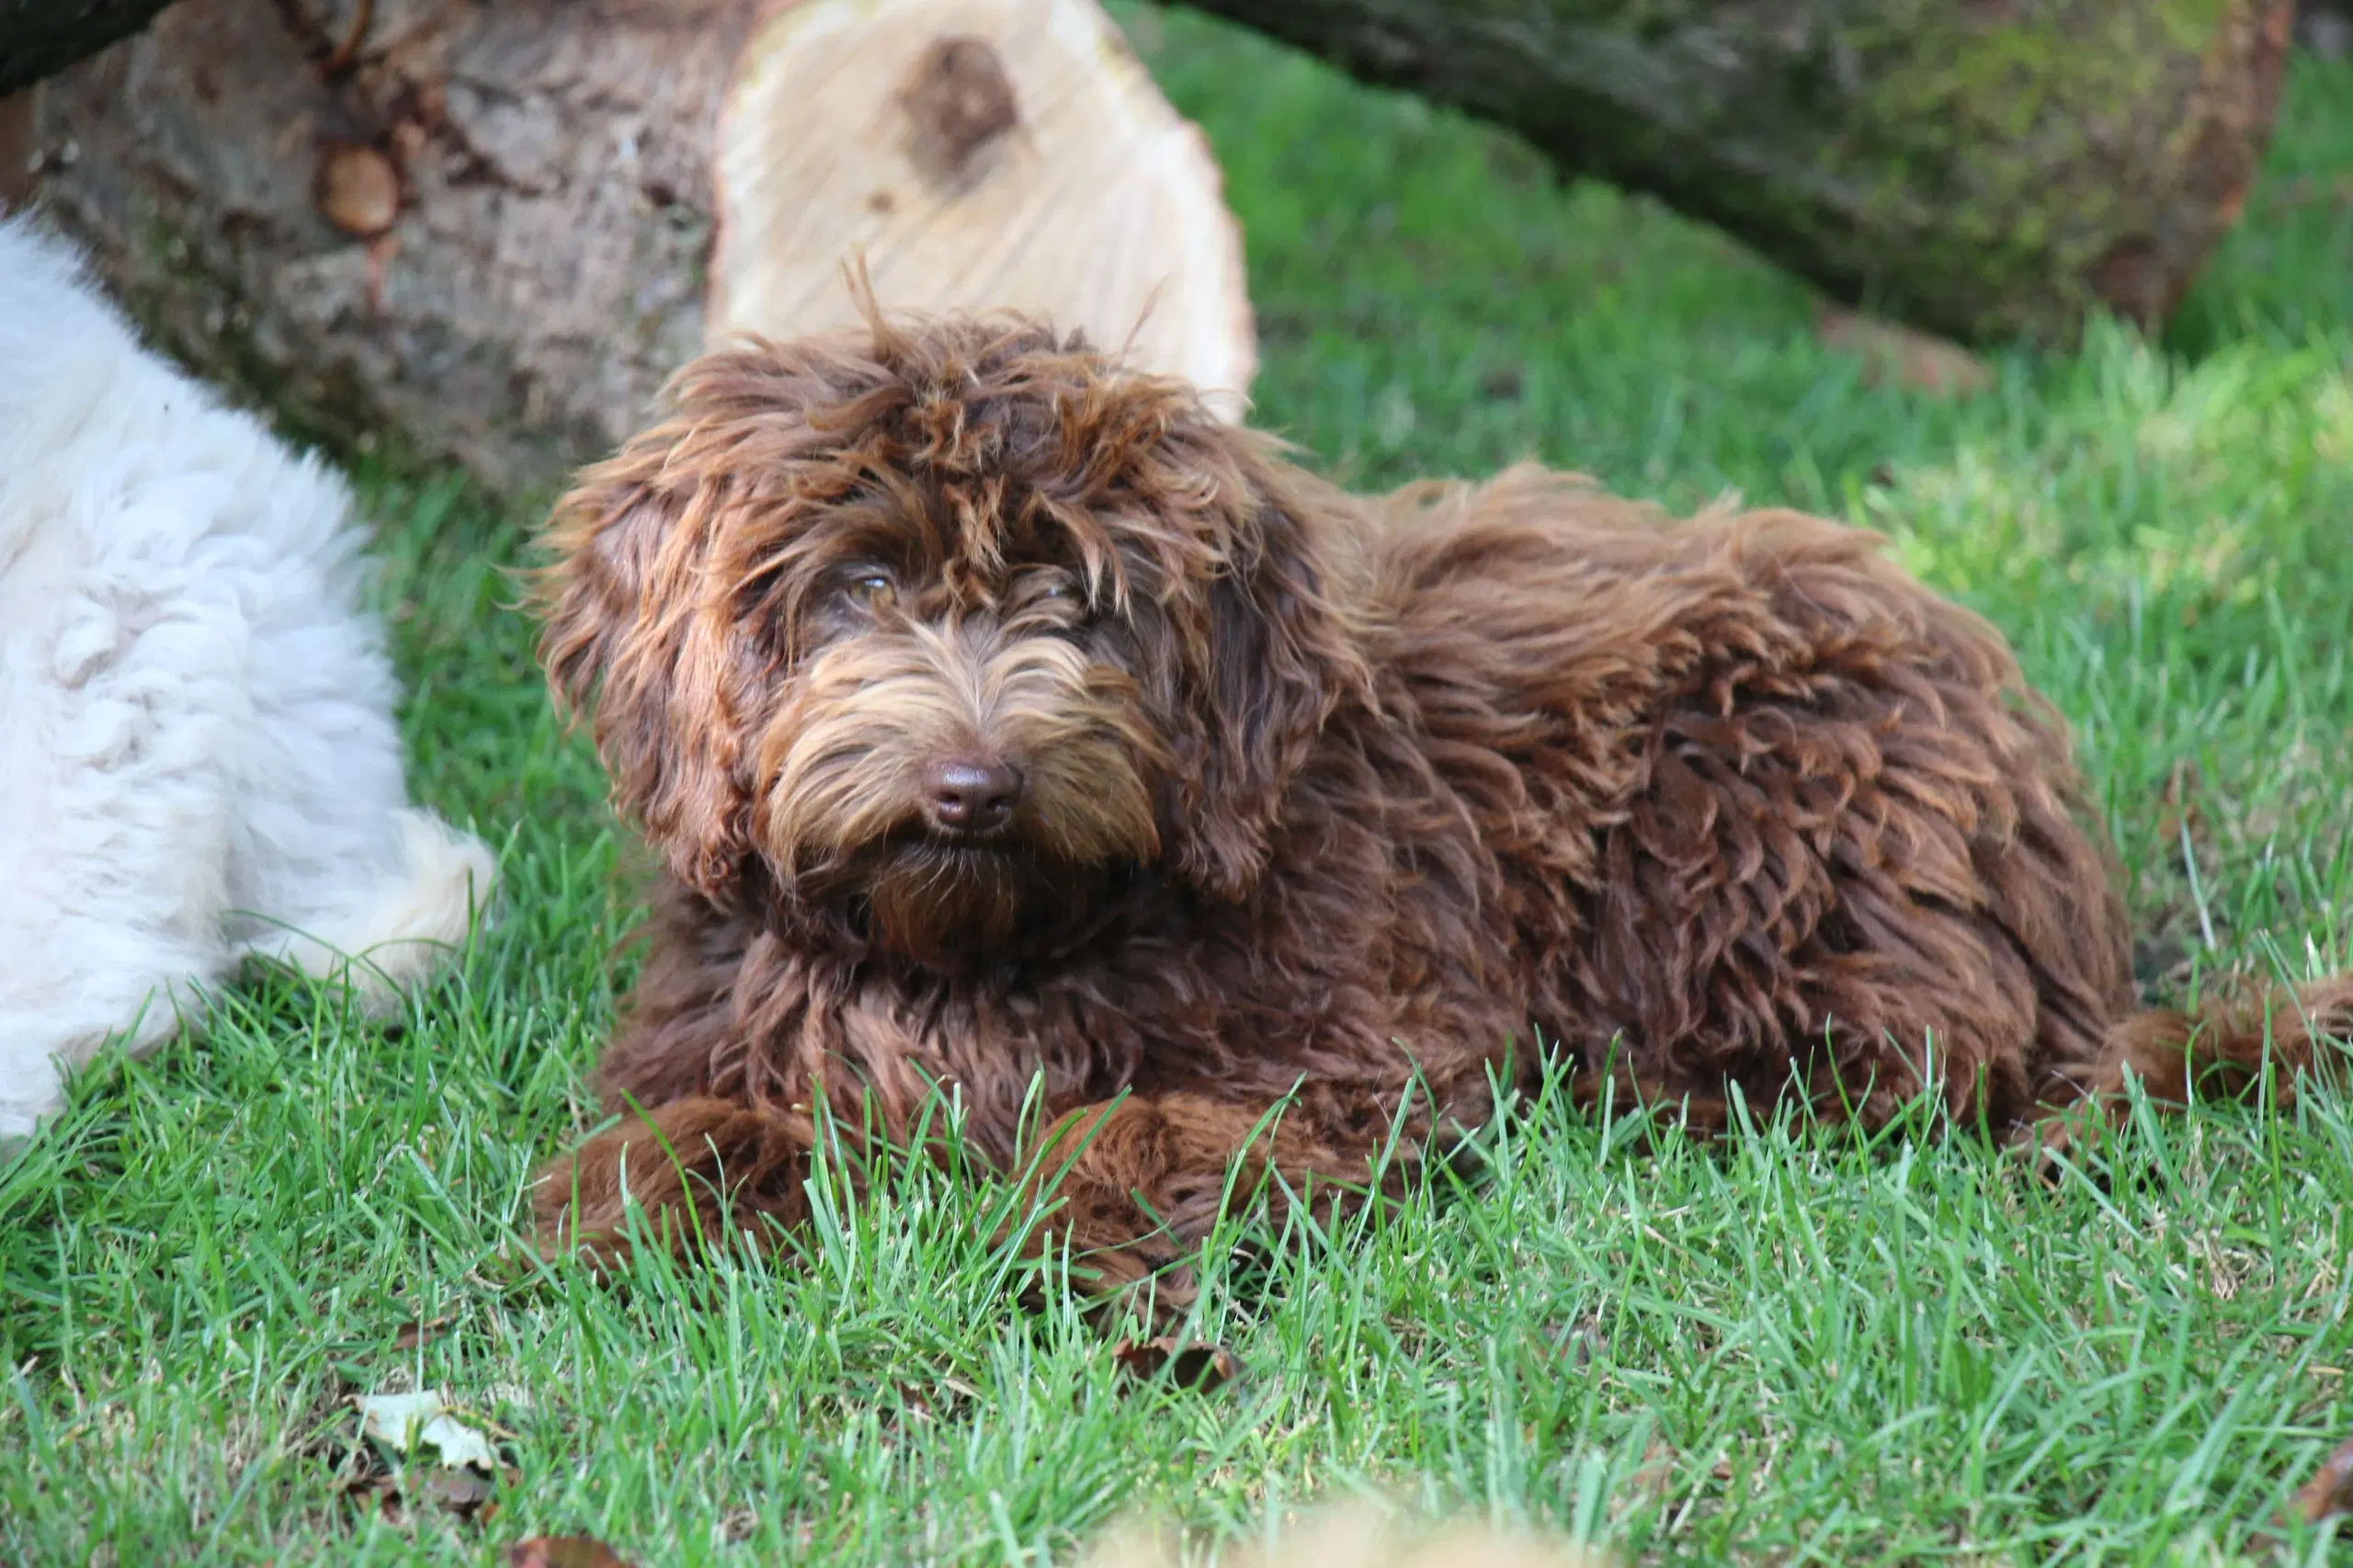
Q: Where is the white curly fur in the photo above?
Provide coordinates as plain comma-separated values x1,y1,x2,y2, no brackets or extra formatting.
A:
0,213,498,1143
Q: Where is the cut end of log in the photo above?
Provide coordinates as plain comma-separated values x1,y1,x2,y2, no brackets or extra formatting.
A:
710,0,1256,420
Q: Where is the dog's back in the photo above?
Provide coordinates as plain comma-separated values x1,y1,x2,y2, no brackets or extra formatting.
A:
0,215,369,591
0,215,494,1144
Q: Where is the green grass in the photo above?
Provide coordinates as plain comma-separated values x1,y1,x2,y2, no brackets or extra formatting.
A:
6,11,2353,1564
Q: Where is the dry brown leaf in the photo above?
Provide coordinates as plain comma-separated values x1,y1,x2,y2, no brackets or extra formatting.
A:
1814,304,1994,398
1109,1335,1244,1391
1623,1439,1677,1503
392,1314,455,1351
506,1537,637,1568
2295,1435,2353,1522
1540,1316,1607,1368
2244,1434,2353,1555
415,1466,499,1521
2154,757,2211,849
342,1465,502,1525
342,1472,403,1522
1480,365,1526,402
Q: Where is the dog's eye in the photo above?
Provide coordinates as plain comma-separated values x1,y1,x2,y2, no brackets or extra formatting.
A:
1029,576,1087,615
844,571,896,609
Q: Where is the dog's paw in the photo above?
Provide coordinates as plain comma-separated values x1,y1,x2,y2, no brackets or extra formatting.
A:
530,1096,816,1270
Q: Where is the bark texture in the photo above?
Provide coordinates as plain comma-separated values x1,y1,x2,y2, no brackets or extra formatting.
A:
1,91,30,205
0,0,178,96
19,0,1254,501
1171,0,2296,346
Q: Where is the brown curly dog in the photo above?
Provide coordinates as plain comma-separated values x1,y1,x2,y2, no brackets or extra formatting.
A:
530,311,2351,1311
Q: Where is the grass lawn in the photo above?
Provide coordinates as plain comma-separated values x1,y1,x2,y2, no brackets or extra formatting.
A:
6,10,2353,1564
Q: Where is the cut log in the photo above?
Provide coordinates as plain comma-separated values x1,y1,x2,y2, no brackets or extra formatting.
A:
1169,0,2294,348
711,10,1254,418
18,0,1256,502
0,0,181,97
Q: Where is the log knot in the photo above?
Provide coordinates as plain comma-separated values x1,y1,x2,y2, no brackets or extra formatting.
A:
897,34,1019,185
315,141,400,238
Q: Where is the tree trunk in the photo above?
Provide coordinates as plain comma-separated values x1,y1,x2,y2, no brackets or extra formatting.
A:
1170,0,2295,347
18,0,1255,502
0,0,179,96
0,90,30,206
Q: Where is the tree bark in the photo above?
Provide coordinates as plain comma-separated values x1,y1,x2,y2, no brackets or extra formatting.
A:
0,0,179,96
18,0,1255,502
0,90,30,206
1170,0,2295,347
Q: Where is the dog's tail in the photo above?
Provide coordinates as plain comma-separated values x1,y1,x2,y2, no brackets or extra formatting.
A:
2091,973,2353,1109
244,809,499,1013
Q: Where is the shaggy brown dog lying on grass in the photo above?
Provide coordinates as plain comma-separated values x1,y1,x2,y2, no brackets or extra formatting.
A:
530,311,2351,1308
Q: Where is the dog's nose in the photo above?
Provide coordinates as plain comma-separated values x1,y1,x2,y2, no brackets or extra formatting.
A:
922,758,1024,834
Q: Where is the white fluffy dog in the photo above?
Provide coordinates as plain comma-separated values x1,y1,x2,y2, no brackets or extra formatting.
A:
0,214,497,1144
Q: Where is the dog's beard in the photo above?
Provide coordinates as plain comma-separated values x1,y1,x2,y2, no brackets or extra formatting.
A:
755,625,1168,961
772,747,1159,965
849,838,1100,962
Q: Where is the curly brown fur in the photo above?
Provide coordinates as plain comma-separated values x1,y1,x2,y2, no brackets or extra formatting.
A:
530,310,2353,1308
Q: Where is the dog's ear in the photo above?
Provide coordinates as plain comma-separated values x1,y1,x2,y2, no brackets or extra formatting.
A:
537,426,764,903
1164,455,1368,901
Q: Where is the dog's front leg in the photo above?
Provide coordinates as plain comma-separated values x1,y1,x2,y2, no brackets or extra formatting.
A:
532,1096,819,1270
1011,1093,1385,1323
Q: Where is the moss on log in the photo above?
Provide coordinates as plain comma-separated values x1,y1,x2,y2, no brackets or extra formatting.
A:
1170,0,2293,346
